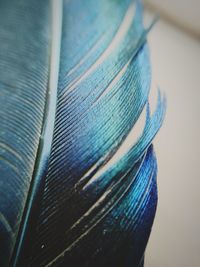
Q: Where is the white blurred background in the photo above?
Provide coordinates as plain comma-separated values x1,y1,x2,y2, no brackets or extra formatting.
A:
143,1,200,267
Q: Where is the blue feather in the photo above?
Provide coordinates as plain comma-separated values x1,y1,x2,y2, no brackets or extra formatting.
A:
0,0,165,266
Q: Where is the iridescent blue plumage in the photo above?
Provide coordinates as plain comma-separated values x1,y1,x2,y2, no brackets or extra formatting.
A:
0,0,165,266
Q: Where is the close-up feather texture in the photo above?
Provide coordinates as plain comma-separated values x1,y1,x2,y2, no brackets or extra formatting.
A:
0,0,165,266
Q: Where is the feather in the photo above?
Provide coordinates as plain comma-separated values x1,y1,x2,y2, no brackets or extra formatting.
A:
0,0,166,266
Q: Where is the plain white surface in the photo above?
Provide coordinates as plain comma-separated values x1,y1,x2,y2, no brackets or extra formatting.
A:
144,0,200,37
144,10,200,267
